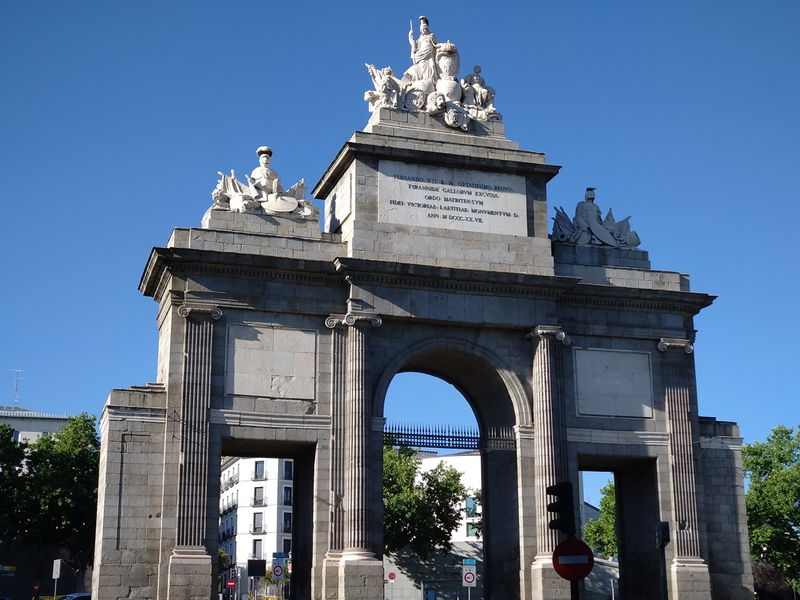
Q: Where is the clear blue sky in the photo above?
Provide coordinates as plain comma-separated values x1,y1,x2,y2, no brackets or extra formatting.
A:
2,0,798,479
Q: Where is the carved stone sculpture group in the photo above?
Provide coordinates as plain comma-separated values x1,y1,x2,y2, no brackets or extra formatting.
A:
209,146,318,220
552,188,641,249
364,16,501,132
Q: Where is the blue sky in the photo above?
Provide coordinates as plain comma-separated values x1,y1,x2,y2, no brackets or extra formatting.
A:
2,0,798,499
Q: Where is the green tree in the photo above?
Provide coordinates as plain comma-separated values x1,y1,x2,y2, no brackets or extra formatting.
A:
218,547,231,572
742,425,800,593
583,481,618,559
383,445,467,558
0,424,26,536
0,414,100,576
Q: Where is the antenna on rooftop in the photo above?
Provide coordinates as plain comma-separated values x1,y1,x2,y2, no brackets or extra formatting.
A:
11,369,23,408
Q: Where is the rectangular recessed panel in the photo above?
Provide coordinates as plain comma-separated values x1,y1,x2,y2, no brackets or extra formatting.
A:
226,324,316,399
575,348,653,418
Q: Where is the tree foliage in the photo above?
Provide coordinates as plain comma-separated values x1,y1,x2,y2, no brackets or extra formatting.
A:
0,413,100,573
582,481,618,559
742,425,800,593
383,445,466,558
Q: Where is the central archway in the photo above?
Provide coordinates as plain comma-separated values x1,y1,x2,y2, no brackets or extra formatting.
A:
373,337,531,600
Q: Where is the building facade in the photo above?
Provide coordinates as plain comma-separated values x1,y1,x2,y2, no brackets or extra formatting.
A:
0,406,70,443
219,456,294,582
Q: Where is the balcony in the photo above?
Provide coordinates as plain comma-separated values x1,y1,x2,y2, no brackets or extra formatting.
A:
251,471,266,481
250,525,264,534
221,475,240,491
252,497,265,507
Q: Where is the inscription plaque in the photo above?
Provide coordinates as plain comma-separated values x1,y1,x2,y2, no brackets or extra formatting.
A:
377,160,527,235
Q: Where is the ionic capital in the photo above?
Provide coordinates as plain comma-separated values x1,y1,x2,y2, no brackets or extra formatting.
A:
527,325,571,346
178,305,222,320
657,338,694,354
325,313,382,329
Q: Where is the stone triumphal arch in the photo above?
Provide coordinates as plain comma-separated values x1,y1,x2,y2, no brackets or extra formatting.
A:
93,19,753,600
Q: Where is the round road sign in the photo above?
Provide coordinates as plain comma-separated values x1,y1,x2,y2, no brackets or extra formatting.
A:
463,571,476,585
273,564,284,578
388,572,396,581
226,579,236,589
552,538,594,581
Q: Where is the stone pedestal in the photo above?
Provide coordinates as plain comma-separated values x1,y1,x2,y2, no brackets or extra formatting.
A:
338,557,385,600
671,559,714,600
167,547,212,600
531,559,573,599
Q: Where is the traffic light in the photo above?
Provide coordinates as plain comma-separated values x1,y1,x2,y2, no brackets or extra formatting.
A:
546,481,576,537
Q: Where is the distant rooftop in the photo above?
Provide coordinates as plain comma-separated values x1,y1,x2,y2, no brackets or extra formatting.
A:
0,406,70,420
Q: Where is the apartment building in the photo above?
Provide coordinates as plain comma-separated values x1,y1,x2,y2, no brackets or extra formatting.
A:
219,457,294,581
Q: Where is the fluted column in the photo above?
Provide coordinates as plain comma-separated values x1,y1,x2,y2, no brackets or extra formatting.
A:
528,325,571,556
167,305,221,600
658,337,711,598
658,337,703,559
175,305,221,547
330,312,382,558
324,316,348,553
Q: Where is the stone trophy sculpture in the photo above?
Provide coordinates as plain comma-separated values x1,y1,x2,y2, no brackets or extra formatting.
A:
363,16,502,131
210,146,317,220
552,187,641,248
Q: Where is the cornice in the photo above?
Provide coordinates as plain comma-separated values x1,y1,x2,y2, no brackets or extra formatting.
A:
209,409,331,430
559,283,715,316
312,135,561,199
333,256,579,300
140,247,715,318
139,247,344,299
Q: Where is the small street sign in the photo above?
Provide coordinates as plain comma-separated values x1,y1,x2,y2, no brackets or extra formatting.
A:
226,579,236,589
388,572,396,581
552,538,594,581
461,565,477,587
272,562,285,580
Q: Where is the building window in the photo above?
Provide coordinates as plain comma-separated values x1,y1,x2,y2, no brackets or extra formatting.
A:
283,538,292,554
283,486,293,506
283,460,293,481
253,487,264,506
253,460,265,480
467,523,479,537
252,512,263,534
282,512,292,533
252,539,262,559
466,497,478,518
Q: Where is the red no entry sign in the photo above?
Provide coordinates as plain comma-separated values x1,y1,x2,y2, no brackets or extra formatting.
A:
552,538,594,581
226,579,236,589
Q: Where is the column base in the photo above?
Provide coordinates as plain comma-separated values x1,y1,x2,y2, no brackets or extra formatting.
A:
671,558,711,600
167,547,212,600
531,555,573,599
338,556,384,600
